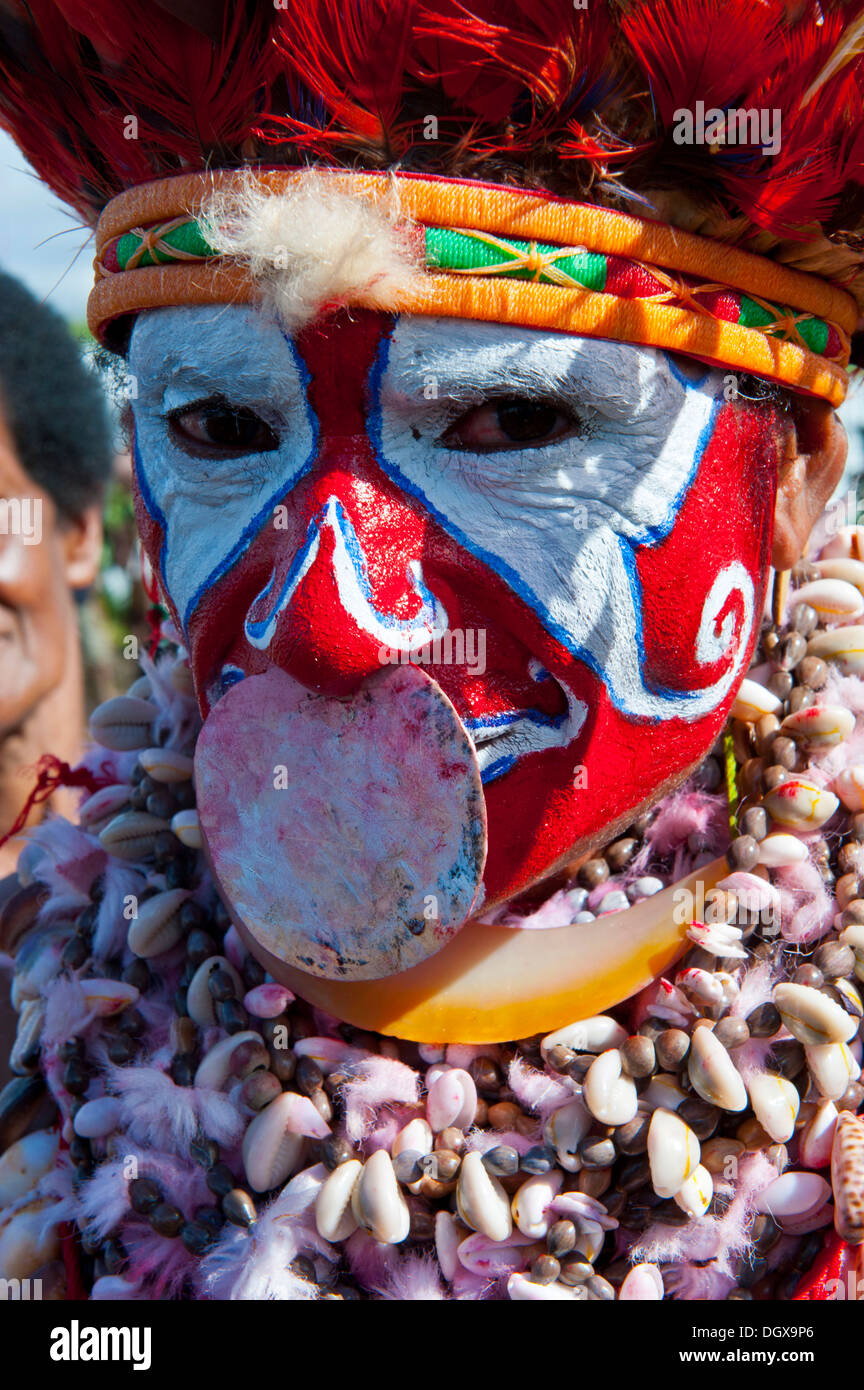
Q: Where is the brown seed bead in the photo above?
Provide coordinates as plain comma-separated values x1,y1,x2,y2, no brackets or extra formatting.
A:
186,929,218,966
546,1044,576,1073
746,1002,781,1038
837,1081,864,1112
739,758,765,796
207,968,237,1002
269,1048,297,1084
838,844,864,878
530,1255,561,1285
755,713,780,755
769,1040,806,1080
814,941,855,980
474,1098,489,1128
436,1126,466,1155
703,888,738,926
586,1273,616,1301
788,686,816,714
487,1101,522,1130
579,1137,616,1169
791,602,818,637
241,1070,282,1111
578,857,609,890
566,1054,595,1082
766,670,793,701
170,1053,196,1087
179,1221,213,1256
546,1219,577,1258
614,1113,651,1155
259,1014,290,1046
430,1149,462,1182
606,837,638,873
655,1029,690,1070
579,1168,612,1198
728,836,759,873
763,629,781,654
408,1205,435,1243
229,1038,270,1078
713,1017,749,1050
836,874,862,910
771,734,798,770
205,1162,235,1198
603,1190,627,1221
310,1089,333,1125
150,1202,184,1237
218,1000,248,1034
62,1058,89,1095
620,1035,656,1079
223,1188,257,1228
322,1135,356,1171
617,1156,651,1192
468,1056,502,1097
295,1056,325,1096
853,814,864,842
129,1177,162,1215
798,654,828,689
122,958,151,993
780,632,807,671
727,1288,754,1301
637,1018,668,1042
841,900,864,929
792,964,824,989
741,806,768,842
172,1016,199,1055
559,1256,594,1286
190,1136,219,1169
678,1097,720,1140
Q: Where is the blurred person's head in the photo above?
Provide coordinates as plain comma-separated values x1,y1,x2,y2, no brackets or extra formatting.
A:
0,270,110,866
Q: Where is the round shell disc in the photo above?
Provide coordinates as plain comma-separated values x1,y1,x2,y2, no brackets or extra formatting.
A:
194,665,487,980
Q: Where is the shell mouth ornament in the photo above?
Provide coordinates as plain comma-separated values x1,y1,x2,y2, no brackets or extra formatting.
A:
6,0,864,1306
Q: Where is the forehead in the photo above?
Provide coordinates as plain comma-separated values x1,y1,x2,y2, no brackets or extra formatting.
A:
128,303,702,408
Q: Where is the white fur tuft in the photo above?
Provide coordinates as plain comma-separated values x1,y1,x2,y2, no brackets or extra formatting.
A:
199,173,424,332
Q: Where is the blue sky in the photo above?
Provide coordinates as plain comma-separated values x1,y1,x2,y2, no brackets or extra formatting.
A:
0,129,93,323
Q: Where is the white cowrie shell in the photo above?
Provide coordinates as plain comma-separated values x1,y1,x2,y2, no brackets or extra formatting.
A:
818,527,864,561
89,695,156,751
805,1041,860,1100
435,1210,463,1281
193,1031,264,1090
573,1218,605,1263
171,810,202,849
840,922,864,954
9,999,43,1076
507,1273,584,1301
138,746,194,783
511,1169,564,1238
79,979,140,1017
619,1263,664,1300
647,1108,701,1199
392,1118,434,1158
426,1067,477,1132
781,705,855,747
774,983,857,1046
541,1015,627,1059
186,955,244,1027
543,1098,591,1171
351,1150,410,1245
456,1151,513,1242
687,1026,748,1111
674,1164,713,1218
731,678,782,723
78,784,131,829
834,767,864,813
243,983,295,1019
792,578,864,619
761,779,840,830
99,810,171,859
756,834,809,867
127,888,190,958
0,1131,58,1206
242,1094,309,1192
675,968,726,1007
813,557,864,591
798,1100,838,1170
807,625,864,675
73,1098,124,1139
831,1110,864,1243
756,1171,831,1224
315,1160,362,1243
293,1037,368,1074
457,1230,537,1276
583,1049,638,1126
0,1202,60,1280
746,1073,800,1143
640,1075,688,1112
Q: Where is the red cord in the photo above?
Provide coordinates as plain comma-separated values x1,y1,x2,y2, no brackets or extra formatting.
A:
0,754,112,854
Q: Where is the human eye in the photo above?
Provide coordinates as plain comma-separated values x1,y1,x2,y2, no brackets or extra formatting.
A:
165,394,280,458
438,395,586,452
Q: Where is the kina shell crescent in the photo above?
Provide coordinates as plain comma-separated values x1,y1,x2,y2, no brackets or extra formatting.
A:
194,665,487,980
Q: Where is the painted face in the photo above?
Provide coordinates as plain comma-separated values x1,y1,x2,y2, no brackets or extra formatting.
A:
129,305,777,918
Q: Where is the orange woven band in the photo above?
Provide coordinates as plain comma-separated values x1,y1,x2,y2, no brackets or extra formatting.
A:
90,168,858,406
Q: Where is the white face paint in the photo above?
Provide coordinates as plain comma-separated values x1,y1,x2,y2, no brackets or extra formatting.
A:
130,305,750,727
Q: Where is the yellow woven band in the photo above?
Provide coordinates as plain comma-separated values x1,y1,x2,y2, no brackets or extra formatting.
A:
90,169,858,406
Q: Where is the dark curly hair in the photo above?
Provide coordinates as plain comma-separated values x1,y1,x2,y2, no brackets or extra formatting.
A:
0,268,112,518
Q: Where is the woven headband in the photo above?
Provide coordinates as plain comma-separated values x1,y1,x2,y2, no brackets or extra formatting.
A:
90,169,858,406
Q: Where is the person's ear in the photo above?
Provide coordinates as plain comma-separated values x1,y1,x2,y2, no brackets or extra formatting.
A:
60,503,103,589
772,396,848,570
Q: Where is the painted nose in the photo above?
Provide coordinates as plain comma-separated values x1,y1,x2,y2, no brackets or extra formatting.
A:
243,494,450,695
